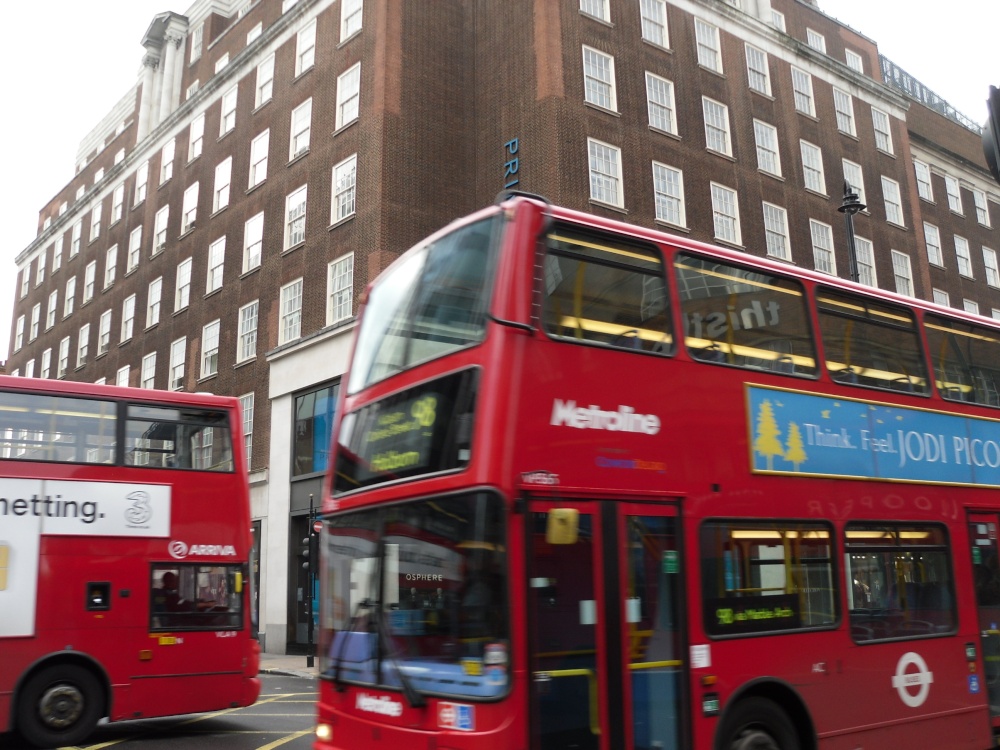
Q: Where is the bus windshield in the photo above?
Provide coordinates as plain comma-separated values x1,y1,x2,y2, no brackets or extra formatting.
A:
347,216,502,393
320,492,509,700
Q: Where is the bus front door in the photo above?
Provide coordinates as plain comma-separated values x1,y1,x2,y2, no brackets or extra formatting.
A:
969,512,1000,724
527,500,685,750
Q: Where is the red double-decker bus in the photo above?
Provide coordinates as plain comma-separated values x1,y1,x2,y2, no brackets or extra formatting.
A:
0,377,260,748
315,194,1000,749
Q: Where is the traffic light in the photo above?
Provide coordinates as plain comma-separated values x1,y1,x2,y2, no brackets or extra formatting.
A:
984,85,1000,185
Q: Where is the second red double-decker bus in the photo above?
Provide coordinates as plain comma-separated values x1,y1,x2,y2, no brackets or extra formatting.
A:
315,194,1000,749
0,377,260,748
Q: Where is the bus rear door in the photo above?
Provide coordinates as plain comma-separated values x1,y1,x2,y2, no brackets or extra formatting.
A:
969,512,1000,726
527,499,686,750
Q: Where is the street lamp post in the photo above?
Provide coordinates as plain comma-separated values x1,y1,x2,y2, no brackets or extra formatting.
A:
838,181,867,283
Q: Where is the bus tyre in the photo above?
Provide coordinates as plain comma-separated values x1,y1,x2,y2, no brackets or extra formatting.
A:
18,664,103,748
718,697,800,750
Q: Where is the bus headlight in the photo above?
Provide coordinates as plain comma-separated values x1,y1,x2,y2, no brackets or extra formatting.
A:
316,723,333,742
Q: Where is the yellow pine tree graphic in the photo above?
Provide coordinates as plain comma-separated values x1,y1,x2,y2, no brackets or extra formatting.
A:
784,421,808,471
753,399,784,470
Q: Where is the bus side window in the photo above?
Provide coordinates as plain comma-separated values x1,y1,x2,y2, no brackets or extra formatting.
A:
925,314,1000,408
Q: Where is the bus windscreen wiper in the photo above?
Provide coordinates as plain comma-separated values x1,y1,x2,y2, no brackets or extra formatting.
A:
373,604,426,708
330,597,374,691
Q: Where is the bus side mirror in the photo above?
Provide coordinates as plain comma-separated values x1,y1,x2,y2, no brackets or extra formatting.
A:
546,508,579,545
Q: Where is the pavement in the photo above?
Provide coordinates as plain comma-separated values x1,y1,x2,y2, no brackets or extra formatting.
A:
259,651,319,679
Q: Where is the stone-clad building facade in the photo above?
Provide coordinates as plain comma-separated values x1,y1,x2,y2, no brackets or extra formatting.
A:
8,0,999,653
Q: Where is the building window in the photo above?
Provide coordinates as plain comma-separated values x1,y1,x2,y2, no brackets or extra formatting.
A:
872,108,893,154
220,86,238,136
580,0,609,21
240,393,255,466
293,382,340,475
332,155,358,223
160,139,175,184
694,19,721,72
296,20,316,76
147,277,162,327
290,100,312,158
170,337,186,390
771,9,786,31
247,22,262,44
134,161,149,204
13,314,26,353
213,158,232,212
955,235,973,277
190,22,203,62
58,338,70,379
336,64,361,130
652,162,685,227
242,213,264,273
112,183,125,223
964,299,980,315
182,182,199,232
711,183,741,245
800,141,826,194
150,207,168,254
974,189,991,226
914,160,933,201
745,44,770,95
762,202,790,260
46,291,57,330
944,175,963,214
932,289,950,307
201,320,220,378
791,67,815,116
76,325,89,366
256,54,274,107
70,220,82,257
984,247,1000,287
810,219,835,275
587,138,623,208
833,88,856,136
104,245,118,289
645,72,676,134
40,349,51,379
98,310,112,355
855,236,877,287
285,185,308,248
842,159,865,206
128,226,142,272
189,113,205,160
207,237,226,293
881,176,904,226
176,257,192,310
35,254,46,287
341,0,363,41
806,28,826,53
703,97,732,156
20,268,29,299
238,300,259,362
64,276,76,318
327,254,354,325
640,0,668,48
246,130,269,188
583,46,616,111
845,49,864,74
924,222,943,266
52,243,62,272
280,278,304,344
84,261,96,303
141,352,157,389
891,250,914,296
89,203,102,241
121,294,136,341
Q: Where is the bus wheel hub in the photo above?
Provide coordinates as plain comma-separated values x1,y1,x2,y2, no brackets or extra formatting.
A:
39,685,84,728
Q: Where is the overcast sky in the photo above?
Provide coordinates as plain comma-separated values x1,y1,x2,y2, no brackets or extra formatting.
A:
0,1,996,362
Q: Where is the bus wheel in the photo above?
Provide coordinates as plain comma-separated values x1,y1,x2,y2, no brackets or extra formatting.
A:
18,664,103,748
719,697,800,750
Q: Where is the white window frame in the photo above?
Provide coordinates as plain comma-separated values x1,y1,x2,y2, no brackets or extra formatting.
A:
98,310,112,355
46,291,57,330
341,0,363,41
121,294,136,341
923,222,943,266
809,219,836,275
290,99,312,158
238,300,259,363
842,159,865,207
711,183,741,245
160,138,175,184
213,157,232,212
154,206,169,253
89,203,102,241
182,182,199,233
279,278,304,344
806,28,826,53
694,19,722,73
587,138,623,208
244,213,264,272
974,189,991,226
327,253,355,325
40,349,51,380
580,0,609,22
176,258,192,310
58,338,70,379
762,202,790,261
872,108,893,154
134,161,149,204
855,235,877,287
336,64,361,130
64,276,76,318
296,20,317,76
201,320,220,378
104,245,118,289
147,277,162,328
170,337,186,390
645,72,676,134
240,393,255,466
881,176,904,226
745,44,771,95
128,226,142,272
582,46,617,111
944,175,963,214
141,352,157,389
955,235,973,277
964,299,980,316
791,67,815,116
845,49,864,74
833,88,856,136
189,113,205,160
285,185,308,249
652,162,685,227
112,183,125,223
914,160,933,201
207,237,226,293
76,323,89,367
933,289,950,307
702,97,732,156
640,0,669,48
800,140,826,194
891,250,914,297
984,246,1000,288
249,130,270,187
256,54,275,107
332,155,358,224
84,261,96,303
220,86,238,136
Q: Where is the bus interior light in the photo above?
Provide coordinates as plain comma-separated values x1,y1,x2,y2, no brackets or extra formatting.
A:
546,508,580,545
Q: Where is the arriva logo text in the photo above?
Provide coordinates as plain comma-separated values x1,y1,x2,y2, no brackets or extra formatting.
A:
169,540,238,559
550,399,660,435
356,693,404,717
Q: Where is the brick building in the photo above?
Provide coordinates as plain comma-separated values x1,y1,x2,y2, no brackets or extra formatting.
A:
8,0,999,653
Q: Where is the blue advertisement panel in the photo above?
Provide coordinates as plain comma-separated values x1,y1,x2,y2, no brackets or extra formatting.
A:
747,385,1000,487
